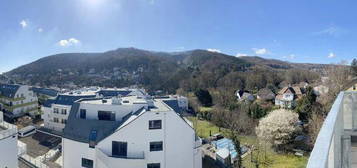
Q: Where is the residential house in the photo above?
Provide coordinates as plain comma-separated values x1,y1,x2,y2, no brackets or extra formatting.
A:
42,88,149,133
275,86,303,109
62,96,202,168
41,91,97,132
155,95,189,113
0,111,18,168
236,90,255,102
0,84,38,120
257,88,275,101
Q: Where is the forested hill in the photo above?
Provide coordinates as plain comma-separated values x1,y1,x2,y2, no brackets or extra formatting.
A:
6,47,327,93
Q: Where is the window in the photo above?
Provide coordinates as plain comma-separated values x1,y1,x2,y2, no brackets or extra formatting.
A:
112,141,127,157
150,141,163,151
81,158,93,168
80,109,86,119
61,119,67,124
61,109,67,115
54,108,59,114
53,117,59,123
149,120,162,130
98,111,115,121
147,163,160,168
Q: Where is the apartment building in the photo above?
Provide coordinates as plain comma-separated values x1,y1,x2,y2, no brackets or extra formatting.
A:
0,111,18,168
42,91,97,132
62,96,202,168
0,84,38,120
42,88,148,132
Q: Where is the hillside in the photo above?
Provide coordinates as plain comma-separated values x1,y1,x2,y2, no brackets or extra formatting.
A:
6,48,326,93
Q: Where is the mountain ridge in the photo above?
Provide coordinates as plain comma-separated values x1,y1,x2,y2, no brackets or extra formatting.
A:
6,47,327,92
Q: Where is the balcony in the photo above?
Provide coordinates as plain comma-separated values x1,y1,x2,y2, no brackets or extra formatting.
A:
307,91,357,168
0,113,18,140
96,148,145,168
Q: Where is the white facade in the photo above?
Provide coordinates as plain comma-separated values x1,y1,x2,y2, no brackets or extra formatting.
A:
42,104,71,132
42,88,148,132
275,93,295,109
62,98,202,168
0,111,18,168
0,85,38,118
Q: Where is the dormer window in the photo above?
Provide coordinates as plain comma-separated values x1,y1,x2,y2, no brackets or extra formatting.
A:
89,130,97,148
80,109,86,119
98,111,115,121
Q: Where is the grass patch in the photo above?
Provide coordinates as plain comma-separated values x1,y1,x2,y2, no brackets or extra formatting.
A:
187,116,226,138
199,106,213,112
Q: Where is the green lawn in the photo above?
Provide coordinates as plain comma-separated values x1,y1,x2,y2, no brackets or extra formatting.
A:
199,107,213,112
187,117,308,168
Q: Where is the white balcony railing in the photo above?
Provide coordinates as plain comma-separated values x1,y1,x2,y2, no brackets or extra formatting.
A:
307,91,357,168
96,148,146,168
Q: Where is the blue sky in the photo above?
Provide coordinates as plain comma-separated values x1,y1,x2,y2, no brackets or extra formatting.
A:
0,0,356,73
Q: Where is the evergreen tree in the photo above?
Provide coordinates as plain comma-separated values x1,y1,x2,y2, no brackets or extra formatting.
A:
351,59,357,76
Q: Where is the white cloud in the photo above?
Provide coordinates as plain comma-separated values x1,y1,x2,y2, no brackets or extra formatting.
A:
38,28,43,32
315,26,345,37
283,54,295,59
58,38,81,47
236,53,248,57
252,48,268,55
207,48,221,53
328,52,336,58
20,20,27,28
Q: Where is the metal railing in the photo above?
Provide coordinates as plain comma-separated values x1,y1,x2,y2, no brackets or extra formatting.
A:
20,154,49,168
307,91,357,168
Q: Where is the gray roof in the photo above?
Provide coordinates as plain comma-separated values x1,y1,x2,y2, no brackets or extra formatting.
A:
96,90,132,97
31,87,58,97
0,84,20,98
44,94,96,107
63,102,146,144
163,100,181,113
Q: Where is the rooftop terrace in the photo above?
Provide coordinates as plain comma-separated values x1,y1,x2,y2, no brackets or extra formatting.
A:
307,91,357,168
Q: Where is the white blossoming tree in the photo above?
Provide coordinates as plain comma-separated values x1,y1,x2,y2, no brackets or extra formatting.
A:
256,109,301,151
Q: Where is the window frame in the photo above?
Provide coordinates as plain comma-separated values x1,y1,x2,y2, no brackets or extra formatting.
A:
147,163,160,168
149,120,162,130
81,158,93,168
80,109,86,119
150,141,163,152
112,141,128,158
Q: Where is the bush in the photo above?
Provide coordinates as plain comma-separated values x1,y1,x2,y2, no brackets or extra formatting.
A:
256,109,301,151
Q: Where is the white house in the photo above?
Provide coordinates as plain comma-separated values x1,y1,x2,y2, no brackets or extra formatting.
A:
41,91,97,132
62,96,202,168
155,95,189,113
236,90,255,102
42,88,150,133
0,111,18,168
275,86,302,109
0,84,38,120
